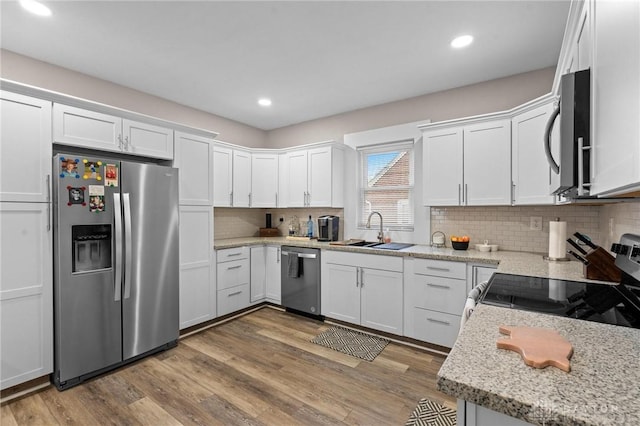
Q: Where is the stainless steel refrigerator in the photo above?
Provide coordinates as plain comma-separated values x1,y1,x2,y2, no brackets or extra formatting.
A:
52,152,179,390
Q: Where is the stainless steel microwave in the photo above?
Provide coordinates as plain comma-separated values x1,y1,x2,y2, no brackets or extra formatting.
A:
544,69,590,197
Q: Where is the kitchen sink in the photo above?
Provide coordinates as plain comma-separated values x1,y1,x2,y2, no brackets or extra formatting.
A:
346,241,414,250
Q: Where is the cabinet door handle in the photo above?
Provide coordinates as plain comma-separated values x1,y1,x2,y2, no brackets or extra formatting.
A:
227,265,242,270
458,184,461,205
46,174,51,202
118,134,123,150
426,266,450,272
464,184,468,205
511,182,516,203
360,268,364,287
277,248,280,263
427,283,451,289
46,203,51,232
124,135,130,151
427,317,451,326
228,290,242,297
275,192,278,207
249,192,252,207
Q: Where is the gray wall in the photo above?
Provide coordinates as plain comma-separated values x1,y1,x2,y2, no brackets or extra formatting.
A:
2,49,553,148
0,49,267,148
266,67,555,148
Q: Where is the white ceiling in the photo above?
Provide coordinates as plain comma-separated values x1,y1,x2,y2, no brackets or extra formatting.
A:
0,1,571,130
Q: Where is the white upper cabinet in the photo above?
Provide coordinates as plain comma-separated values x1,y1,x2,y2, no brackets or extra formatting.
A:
284,150,309,207
511,99,556,205
232,149,252,207
423,128,463,206
590,0,640,196
122,119,174,159
174,132,214,205
423,119,511,206
53,104,174,159
281,145,344,208
0,92,52,202
213,145,233,207
251,152,279,207
463,120,511,205
307,147,334,207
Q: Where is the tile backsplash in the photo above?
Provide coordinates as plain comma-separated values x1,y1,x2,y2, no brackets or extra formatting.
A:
431,202,640,253
215,202,639,254
214,208,343,240
430,205,601,254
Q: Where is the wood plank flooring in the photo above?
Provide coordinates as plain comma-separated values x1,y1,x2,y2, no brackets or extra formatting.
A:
2,307,455,425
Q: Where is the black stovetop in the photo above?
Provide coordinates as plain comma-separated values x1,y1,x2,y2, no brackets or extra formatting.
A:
480,273,640,329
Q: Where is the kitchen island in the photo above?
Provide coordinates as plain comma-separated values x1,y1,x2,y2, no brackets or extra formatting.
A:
439,304,640,426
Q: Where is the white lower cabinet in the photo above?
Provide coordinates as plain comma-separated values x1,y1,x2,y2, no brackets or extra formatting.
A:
179,206,215,329
216,247,251,316
321,251,403,335
250,245,282,304
0,203,53,389
265,246,282,304
404,258,467,348
250,246,266,302
461,401,532,426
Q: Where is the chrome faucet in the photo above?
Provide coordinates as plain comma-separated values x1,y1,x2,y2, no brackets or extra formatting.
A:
366,211,384,243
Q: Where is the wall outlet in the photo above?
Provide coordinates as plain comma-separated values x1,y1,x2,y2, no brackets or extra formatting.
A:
530,216,543,231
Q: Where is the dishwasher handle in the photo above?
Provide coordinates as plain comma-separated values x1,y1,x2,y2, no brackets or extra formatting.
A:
281,251,317,259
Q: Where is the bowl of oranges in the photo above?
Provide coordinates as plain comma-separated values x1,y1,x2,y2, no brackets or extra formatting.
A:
450,235,470,250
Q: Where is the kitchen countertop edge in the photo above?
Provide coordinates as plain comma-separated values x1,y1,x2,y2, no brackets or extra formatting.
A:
214,237,612,284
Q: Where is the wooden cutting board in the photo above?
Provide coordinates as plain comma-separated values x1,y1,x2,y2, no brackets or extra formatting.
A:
497,325,573,372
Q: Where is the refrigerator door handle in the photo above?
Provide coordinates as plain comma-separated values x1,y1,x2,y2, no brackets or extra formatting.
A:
113,193,123,301
123,193,133,299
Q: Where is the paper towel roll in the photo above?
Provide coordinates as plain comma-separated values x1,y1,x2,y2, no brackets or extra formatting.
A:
548,220,567,259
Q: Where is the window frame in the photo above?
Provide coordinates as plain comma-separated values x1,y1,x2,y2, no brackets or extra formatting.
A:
357,140,415,231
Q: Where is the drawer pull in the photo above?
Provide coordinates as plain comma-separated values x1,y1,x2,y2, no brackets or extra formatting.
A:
226,252,242,257
427,317,451,326
228,291,242,297
426,266,450,272
227,265,242,270
427,283,451,289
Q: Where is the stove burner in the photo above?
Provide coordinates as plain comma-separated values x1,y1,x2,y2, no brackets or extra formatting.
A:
480,273,640,329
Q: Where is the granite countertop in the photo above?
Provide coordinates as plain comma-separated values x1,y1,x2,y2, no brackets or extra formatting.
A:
439,304,640,425
214,237,611,284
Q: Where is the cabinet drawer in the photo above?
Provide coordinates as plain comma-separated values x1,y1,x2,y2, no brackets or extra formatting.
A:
217,246,249,262
411,308,460,348
216,259,249,290
412,275,466,315
217,284,250,317
413,258,466,279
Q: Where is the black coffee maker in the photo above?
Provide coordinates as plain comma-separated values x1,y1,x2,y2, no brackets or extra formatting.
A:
317,216,339,241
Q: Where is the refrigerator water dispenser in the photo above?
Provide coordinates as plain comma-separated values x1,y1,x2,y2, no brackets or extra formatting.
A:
72,224,112,273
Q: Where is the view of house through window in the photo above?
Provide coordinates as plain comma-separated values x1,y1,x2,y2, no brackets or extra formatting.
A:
358,141,414,230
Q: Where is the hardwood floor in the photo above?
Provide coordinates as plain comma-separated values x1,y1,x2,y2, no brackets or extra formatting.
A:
2,307,455,425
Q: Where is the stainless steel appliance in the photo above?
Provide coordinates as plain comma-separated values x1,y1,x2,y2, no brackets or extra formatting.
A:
317,215,339,242
52,152,179,390
478,233,640,329
545,69,591,198
281,246,321,316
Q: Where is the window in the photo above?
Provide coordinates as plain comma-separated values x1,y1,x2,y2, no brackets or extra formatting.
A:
358,141,414,230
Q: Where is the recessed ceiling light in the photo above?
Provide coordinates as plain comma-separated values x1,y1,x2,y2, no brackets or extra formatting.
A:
451,35,473,49
19,0,52,16
258,98,272,107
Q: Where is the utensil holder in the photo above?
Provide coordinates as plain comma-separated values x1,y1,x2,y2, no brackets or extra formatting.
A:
583,247,622,282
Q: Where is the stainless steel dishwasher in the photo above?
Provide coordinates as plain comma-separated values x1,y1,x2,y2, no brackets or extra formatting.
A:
281,246,321,316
